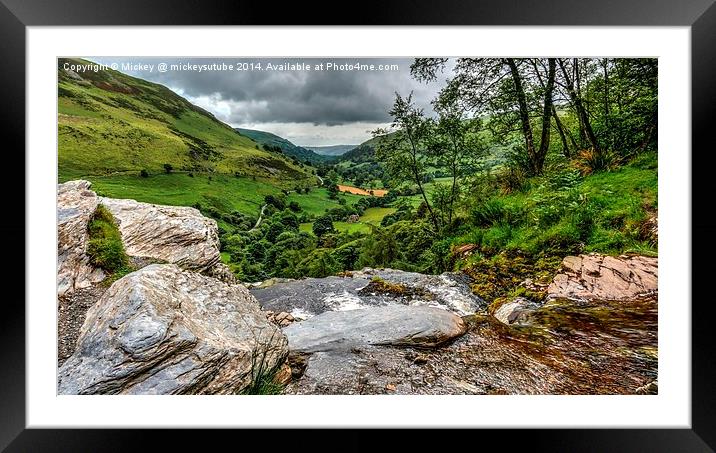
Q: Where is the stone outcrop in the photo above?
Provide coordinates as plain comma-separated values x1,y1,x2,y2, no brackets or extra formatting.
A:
57,180,105,296
547,254,657,301
283,305,467,353
492,297,540,325
100,197,221,273
251,268,486,319
58,264,288,395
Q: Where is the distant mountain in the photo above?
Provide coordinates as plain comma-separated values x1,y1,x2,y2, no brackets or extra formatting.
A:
234,128,328,165
338,134,389,164
304,145,357,157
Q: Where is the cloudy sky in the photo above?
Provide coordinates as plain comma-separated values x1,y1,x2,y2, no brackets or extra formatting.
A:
90,57,453,146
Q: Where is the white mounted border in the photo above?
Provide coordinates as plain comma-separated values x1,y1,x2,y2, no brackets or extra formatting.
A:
26,26,690,428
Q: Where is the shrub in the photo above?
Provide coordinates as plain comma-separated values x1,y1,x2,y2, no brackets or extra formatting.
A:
163,163,173,173
140,169,149,178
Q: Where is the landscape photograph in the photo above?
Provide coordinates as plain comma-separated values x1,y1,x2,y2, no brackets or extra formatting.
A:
57,56,658,395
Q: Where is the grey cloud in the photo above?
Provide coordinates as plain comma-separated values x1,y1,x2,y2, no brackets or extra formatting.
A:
90,57,448,126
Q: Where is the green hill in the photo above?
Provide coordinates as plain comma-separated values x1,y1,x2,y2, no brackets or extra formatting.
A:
234,128,328,165
58,58,313,182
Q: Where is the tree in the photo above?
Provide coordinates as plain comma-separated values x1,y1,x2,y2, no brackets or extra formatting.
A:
163,163,173,174
312,214,335,237
412,58,557,176
374,93,440,231
557,58,600,153
427,93,486,224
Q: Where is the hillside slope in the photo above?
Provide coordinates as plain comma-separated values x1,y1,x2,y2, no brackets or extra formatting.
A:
234,127,328,165
58,58,312,183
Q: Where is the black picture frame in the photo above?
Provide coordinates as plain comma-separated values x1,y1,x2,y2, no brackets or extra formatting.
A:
3,0,714,450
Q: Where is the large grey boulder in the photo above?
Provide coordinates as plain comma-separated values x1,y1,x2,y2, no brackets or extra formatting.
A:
283,305,467,353
99,197,222,273
57,180,105,296
547,254,658,301
58,264,287,394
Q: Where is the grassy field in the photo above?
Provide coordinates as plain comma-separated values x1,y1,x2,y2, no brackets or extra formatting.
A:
286,188,363,216
299,206,396,235
81,172,280,216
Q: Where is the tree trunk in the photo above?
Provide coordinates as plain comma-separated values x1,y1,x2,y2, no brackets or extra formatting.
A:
406,130,439,231
505,58,536,169
531,59,570,159
533,58,556,174
552,106,571,157
558,58,600,152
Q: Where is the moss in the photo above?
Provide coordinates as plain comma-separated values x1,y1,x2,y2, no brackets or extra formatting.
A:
464,252,562,305
359,276,432,299
87,204,132,276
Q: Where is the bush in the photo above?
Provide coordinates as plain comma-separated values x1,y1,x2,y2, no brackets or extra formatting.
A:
163,163,173,174
573,149,619,175
140,169,149,178
86,204,130,273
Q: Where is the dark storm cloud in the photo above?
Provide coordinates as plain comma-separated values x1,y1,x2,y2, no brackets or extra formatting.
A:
90,57,447,126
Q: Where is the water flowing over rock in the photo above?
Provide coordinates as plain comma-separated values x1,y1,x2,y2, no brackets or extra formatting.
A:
58,264,288,395
57,180,105,296
251,268,486,318
284,305,467,353
547,254,657,301
100,197,222,273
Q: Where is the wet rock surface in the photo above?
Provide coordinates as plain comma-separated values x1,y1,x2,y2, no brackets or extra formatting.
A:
284,305,467,353
58,264,288,395
250,268,486,318
286,296,657,395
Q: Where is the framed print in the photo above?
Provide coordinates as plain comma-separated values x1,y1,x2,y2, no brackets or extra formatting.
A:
5,0,715,449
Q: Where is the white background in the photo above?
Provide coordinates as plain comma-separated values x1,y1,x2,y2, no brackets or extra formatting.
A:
27,26,690,428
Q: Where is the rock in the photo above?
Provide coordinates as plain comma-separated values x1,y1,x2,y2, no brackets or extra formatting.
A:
58,264,288,395
250,268,486,319
492,297,540,325
546,254,657,301
283,305,467,353
57,180,105,296
273,363,293,386
635,380,658,395
266,311,296,327
99,197,222,273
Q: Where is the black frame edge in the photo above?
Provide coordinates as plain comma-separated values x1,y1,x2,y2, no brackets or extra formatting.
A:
5,0,716,450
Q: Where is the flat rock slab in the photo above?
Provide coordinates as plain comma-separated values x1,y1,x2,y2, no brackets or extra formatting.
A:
547,254,657,301
58,264,287,395
251,268,485,319
283,305,467,353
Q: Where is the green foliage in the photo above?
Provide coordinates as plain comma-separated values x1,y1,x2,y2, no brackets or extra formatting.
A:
86,204,130,274
312,215,335,237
